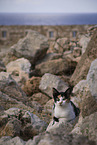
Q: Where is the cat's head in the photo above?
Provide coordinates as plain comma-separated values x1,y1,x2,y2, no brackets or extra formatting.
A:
52,87,73,105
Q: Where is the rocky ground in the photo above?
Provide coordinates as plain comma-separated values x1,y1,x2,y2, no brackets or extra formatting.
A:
0,26,97,145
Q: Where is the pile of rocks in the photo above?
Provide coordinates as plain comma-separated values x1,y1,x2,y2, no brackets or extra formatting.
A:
0,27,97,144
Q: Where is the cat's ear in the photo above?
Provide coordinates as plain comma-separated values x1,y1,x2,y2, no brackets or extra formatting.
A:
64,87,73,98
52,88,59,102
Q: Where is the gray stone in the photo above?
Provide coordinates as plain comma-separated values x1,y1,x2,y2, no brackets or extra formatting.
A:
87,59,97,101
39,73,68,97
79,34,91,54
3,31,49,65
0,72,27,103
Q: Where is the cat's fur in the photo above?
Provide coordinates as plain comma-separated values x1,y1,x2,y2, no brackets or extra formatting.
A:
52,87,80,125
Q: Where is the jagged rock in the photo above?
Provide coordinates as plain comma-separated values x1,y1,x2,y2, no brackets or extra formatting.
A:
3,31,49,65
72,112,97,142
0,72,27,103
87,59,97,101
22,76,41,96
29,93,50,106
0,108,47,140
39,73,68,97
2,118,21,137
79,34,91,54
0,60,6,72
6,58,31,83
70,28,97,86
36,53,62,64
53,37,68,53
72,80,97,117
36,58,77,76
0,136,26,145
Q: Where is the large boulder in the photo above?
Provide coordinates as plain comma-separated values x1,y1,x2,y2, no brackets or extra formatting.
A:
72,80,97,118
39,73,68,97
87,59,97,101
70,28,97,86
36,58,77,76
72,112,97,142
0,72,27,103
6,58,31,83
3,31,49,65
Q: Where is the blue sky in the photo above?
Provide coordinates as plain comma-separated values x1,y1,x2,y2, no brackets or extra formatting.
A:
0,0,97,13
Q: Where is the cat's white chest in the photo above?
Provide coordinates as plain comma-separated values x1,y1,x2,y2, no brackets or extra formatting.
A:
54,102,75,121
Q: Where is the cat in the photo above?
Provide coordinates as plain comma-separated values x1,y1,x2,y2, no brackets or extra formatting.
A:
52,87,80,125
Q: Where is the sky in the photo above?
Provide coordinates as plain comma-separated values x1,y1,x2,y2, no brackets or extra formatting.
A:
0,0,97,13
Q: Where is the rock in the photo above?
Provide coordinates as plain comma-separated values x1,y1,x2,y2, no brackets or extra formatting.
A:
36,58,77,76
79,34,91,54
3,31,49,65
0,136,26,145
22,77,41,96
72,112,97,142
0,91,34,111
87,59,97,101
2,118,21,137
0,60,6,72
39,73,68,97
0,72,27,103
36,53,62,64
72,80,97,118
53,37,68,53
6,58,31,83
0,108,47,141
70,28,97,86
73,47,81,58
29,93,50,106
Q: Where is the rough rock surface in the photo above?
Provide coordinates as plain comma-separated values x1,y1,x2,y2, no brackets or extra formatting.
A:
39,73,68,97
72,80,97,117
0,108,47,140
0,72,27,103
36,58,77,76
0,60,6,72
3,31,49,65
79,34,91,54
70,29,97,86
6,58,31,83
22,77,41,96
72,112,97,142
87,59,97,101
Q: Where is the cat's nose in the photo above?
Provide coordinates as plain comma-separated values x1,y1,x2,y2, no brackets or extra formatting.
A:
59,101,63,105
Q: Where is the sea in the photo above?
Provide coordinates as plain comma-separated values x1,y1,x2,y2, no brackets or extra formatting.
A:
0,13,97,25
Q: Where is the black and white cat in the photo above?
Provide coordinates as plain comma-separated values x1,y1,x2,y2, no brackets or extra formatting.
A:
46,87,80,131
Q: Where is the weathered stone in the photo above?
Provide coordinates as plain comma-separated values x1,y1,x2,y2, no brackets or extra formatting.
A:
79,34,91,54
54,37,68,53
3,31,49,65
0,72,27,103
29,93,50,106
70,29,97,86
0,60,6,72
6,58,31,83
87,59,97,101
22,77,41,96
2,118,21,137
72,80,97,118
72,112,97,142
36,58,77,76
39,73,68,97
